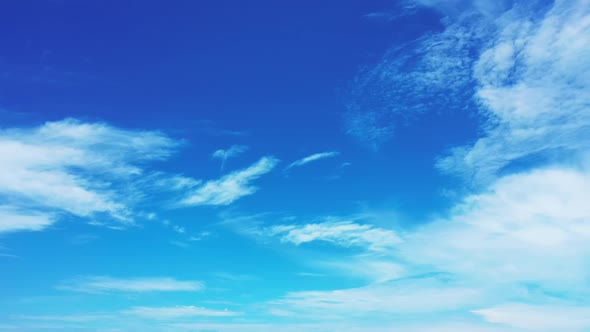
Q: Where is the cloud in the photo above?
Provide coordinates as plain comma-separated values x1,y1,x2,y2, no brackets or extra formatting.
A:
125,306,241,319
436,0,590,183
181,156,279,206
268,220,401,252
400,167,590,286
285,151,339,170
257,2,590,329
0,206,54,233
58,276,204,293
0,118,179,232
270,277,481,318
473,304,590,331
212,145,248,171
260,164,590,324
345,14,480,148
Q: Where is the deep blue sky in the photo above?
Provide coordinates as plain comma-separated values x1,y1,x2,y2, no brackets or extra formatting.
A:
2,0,589,331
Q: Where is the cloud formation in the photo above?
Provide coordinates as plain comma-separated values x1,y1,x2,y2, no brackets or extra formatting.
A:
0,119,178,233
181,157,279,206
267,1,590,330
437,0,590,183
285,151,339,170
58,276,204,293
268,220,401,252
0,207,54,233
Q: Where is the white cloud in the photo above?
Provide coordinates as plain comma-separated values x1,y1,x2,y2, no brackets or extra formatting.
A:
261,2,590,328
58,276,204,293
268,220,401,252
270,278,481,318
212,145,248,171
474,304,590,331
400,167,590,286
0,206,54,233
285,151,339,169
318,259,406,283
0,119,178,232
181,156,278,206
126,306,241,319
436,0,590,182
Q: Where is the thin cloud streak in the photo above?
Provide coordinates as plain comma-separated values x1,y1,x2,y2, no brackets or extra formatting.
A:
57,276,204,293
285,151,339,170
181,156,279,206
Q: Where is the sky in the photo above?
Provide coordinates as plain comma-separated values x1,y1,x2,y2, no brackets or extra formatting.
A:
0,0,589,331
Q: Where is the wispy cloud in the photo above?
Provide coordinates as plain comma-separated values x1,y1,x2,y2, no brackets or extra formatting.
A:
0,118,179,232
267,220,401,252
212,145,248,171
345,15,478,149
125,306,241,319
436,0,590,183
473,304,590,331
258,2,590,329
0,207,54,234
285,151,339,170
270,277,480,318
181,156,279,206
58,276,204,293
400,166,590,286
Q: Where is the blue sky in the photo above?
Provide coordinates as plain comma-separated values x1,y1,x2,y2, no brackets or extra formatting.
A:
1,0,589,331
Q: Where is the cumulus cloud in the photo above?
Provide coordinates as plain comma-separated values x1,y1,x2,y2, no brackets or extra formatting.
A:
181,156,279,206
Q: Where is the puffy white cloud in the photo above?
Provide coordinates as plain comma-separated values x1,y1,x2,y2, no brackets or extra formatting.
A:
401,167,590,286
